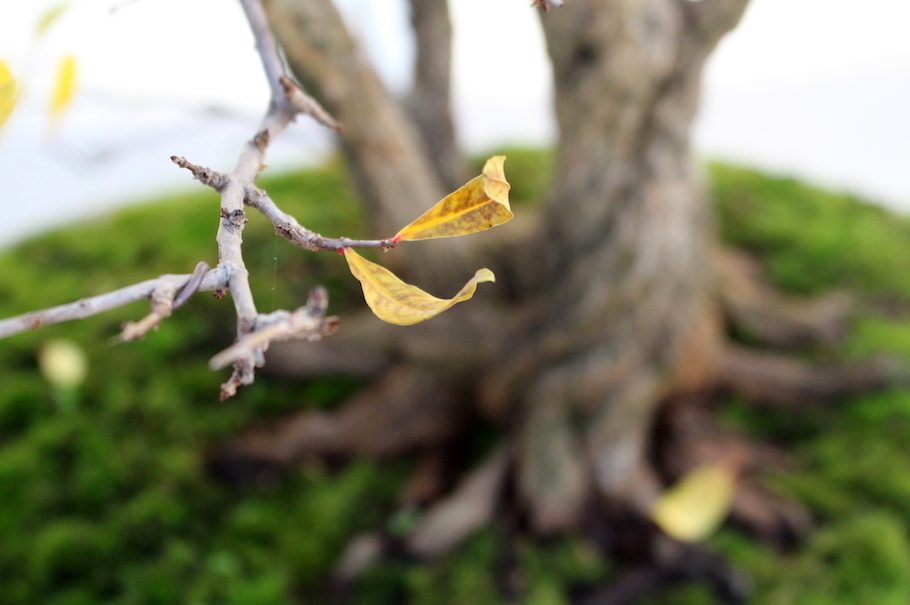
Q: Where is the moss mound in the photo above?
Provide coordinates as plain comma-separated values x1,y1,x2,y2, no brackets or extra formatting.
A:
2,154,910,603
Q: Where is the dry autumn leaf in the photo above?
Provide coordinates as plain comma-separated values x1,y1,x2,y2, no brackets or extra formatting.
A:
344,248,495,325
50,54,77,122
649,461,738,542
394,155,512,241
0,61,16,129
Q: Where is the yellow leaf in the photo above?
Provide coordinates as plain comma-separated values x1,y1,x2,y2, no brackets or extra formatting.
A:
649,461,738,542
36,2,69,38
0,62,17,129
50,54,77,121
344,248,495,325
394,155,512,241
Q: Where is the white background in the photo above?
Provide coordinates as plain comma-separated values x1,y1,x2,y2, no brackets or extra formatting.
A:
0,0,908,247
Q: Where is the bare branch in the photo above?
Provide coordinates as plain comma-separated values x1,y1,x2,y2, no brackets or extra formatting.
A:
119,281,179,342
170,156,229,190
0,0,356,398
239,0,293,114
244,186,397,252
206,0,309,395
210,286,338,372
0,267,229,340
172,261,212,309
280,76,343,133
171,156,397,253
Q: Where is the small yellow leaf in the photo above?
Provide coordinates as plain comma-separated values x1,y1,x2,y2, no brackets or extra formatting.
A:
0,61,17,128
649,461,738,542
394,155,512,241
344,248,495,325
50,54,77,122
36,2,70,38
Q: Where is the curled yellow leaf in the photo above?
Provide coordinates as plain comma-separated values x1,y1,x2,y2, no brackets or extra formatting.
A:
649,461,738,542
50,54,77,122
344,248,494,325
394,155,512,241
0,61,17,129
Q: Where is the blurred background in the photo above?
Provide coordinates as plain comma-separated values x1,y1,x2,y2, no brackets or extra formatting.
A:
4,2,910,605
0,0,908,247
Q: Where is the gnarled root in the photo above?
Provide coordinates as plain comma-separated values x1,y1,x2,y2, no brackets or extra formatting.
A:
717,345,904,407
717,249,854,349
210,365,471,484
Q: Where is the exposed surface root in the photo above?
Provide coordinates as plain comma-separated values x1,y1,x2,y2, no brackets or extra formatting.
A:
717,345,904,407
209,247,909,601
406,445,511,558
718,249,854,349
212,365,471,482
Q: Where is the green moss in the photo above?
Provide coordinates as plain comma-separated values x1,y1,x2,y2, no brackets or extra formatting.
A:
710,163,910,296
3,152,910,604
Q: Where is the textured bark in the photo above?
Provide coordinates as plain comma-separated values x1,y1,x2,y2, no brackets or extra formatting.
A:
406,0,469,191
263,0,476,288
494,0,751,527
263,0,442,236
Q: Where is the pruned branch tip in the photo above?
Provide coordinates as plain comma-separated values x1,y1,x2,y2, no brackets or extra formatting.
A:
280,76,343,133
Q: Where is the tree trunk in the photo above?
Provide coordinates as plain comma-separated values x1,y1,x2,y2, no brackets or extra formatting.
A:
509,0,749,527
259,0,750,535
405,0,469,192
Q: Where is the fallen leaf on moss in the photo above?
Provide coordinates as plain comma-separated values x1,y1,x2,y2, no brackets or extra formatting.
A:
650,461,738,542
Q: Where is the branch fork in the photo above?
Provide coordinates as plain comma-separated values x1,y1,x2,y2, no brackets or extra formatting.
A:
0,0,351,399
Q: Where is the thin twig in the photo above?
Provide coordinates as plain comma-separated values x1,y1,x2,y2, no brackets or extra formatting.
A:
240,0,293,113
210,0,306,394
0,267,229,340
119,280,179,341
245,186,397,252
0,0,347,399
172,261,211,309
170,157,229,190
171,157,396,252
280,76,343,133
210,287,338,373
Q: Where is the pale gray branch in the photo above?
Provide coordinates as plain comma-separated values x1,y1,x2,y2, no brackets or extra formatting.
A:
172,156,397,252
209,0,308,395
210,286,338,372
240,0,294,113
0,0,349,399
119,281,179,342
0,267,229,340
245,186,397,251
119,261,212,341
280,76,343,133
